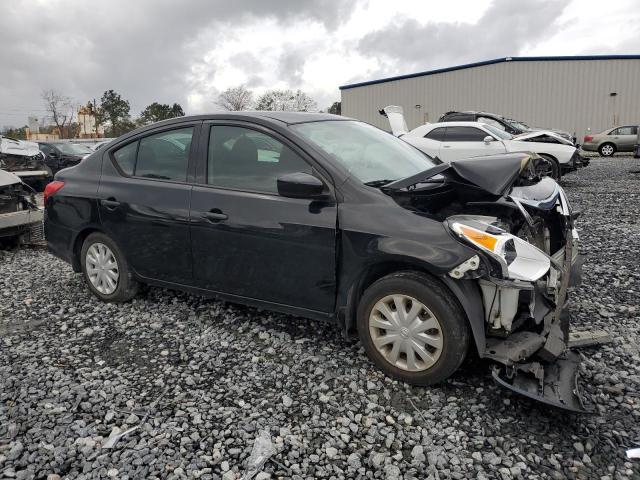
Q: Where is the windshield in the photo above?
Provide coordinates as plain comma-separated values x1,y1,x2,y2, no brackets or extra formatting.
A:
56,143,93,155
291,120,437,184
484,124,513,140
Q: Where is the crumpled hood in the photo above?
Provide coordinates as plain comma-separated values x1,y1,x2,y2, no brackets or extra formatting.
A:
384,152,535,196
0,136,41,157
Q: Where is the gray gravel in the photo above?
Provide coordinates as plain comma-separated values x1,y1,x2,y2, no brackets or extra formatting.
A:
1,156,639,480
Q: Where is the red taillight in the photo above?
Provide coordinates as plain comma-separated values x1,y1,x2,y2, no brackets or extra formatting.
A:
584,135,593,142
44,181,65,205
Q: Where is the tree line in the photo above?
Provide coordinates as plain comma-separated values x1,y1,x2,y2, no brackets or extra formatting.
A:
2,86,340,140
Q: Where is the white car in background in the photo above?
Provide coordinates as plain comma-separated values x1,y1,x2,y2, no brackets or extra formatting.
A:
382,106,585,179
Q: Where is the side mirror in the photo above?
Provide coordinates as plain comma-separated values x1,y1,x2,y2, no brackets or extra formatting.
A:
483,135,495,144
277,172,326,199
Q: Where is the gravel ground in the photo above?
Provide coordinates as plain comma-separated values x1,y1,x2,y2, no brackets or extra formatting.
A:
1,156,639,480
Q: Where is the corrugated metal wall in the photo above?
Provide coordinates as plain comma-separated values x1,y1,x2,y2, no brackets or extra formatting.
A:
341,59,640,139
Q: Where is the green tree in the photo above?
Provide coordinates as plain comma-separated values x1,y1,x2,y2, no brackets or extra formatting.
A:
100,90,132,137
139,102,185,125
1,126,28,140
327,101,341,115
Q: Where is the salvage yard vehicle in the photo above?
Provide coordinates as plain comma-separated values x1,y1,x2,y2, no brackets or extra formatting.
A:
383,106,588,179
0,135,52,190
582,125,638,156
439,110,576,145
37,141,93,175
45,112,590,411
0,169,43,244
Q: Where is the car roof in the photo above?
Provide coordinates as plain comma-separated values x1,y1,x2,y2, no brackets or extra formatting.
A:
148,111,347,127
428,121,490,128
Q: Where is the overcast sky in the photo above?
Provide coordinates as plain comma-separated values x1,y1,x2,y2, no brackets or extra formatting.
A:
1,0,639,128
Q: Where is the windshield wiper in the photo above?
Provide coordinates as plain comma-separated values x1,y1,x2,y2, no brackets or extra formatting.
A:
364,179,395,187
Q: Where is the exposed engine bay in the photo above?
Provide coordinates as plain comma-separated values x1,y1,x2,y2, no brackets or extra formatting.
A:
382,153,594,412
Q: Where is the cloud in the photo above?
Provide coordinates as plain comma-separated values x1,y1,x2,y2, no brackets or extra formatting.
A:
0,0,357,125
357,0,572,72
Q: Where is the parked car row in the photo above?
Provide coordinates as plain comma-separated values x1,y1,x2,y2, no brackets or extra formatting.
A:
381,106,588,179
44,111,592,411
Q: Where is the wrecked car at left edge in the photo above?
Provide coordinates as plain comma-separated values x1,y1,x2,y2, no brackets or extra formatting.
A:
0,169,43,244
0,135,52,191
44,112,595,412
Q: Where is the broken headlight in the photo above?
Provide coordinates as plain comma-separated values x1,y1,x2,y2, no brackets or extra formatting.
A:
447,215,550,282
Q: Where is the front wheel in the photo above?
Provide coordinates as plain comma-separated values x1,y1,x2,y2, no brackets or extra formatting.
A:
357,271,469,385
80,232,138,302
533,154,560,180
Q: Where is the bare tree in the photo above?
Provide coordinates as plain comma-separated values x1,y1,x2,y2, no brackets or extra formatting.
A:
41,89,75,138
216,85,254,111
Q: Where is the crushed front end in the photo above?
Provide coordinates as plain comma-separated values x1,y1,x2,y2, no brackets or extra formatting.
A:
445,174,588,412
384,153,591,411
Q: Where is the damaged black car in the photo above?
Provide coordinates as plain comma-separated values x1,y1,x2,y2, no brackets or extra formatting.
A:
44,113,588,411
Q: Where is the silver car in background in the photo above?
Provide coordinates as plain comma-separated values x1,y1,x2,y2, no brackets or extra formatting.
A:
582,125,638,156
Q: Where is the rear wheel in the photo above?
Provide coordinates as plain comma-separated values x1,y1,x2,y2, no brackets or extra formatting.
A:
599,143,615,157
357,271,469,385
80,232,138,302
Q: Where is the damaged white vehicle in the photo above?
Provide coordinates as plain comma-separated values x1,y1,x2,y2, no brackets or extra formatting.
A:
0,136,52,190
382,106,588,179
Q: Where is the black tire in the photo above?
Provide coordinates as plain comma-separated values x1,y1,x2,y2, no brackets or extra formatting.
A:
598,142,617,157
357,271,470,386
598,143,616,157
534,154,561,180
80,232,138,302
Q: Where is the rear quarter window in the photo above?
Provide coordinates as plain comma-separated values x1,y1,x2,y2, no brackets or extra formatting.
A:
112,141,137,175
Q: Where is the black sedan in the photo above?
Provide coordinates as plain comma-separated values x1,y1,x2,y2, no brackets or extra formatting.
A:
38,141,93,175
44,112,588,410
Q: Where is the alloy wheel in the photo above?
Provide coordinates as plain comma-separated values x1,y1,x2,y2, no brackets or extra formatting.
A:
85,242,119,295
600,144,614,156
368,294,443,372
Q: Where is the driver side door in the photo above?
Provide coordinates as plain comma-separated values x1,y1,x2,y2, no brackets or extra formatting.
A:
189,122,338,314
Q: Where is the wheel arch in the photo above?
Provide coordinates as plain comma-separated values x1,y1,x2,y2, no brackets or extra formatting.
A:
341,261,486,356
71,227,106,272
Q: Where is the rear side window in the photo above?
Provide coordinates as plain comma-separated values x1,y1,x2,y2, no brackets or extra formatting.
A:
445,126,488,142
425,127,447,141
207,125,311,194
111,127,193,181
112,141,137,175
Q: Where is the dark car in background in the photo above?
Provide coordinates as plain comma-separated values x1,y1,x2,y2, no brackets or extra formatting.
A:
582,125,638,156
439,111,576,144
38,142,93,175
44,112,588,411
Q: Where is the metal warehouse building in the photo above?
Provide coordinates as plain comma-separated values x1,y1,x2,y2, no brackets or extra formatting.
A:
340,55,640,139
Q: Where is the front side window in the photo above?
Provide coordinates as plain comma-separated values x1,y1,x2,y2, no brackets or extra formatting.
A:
291,120,436,184
208,125,311,193
612,126,635,135
445,126,489,142
111,127,193,181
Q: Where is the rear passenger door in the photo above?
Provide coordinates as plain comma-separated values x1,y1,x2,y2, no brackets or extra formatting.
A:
439,126,506,162
98,124,199,284
189,122,337,313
